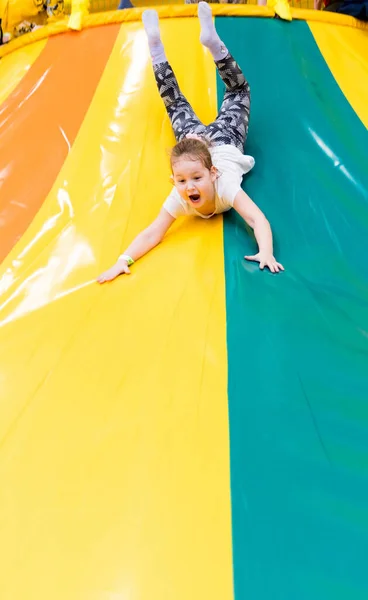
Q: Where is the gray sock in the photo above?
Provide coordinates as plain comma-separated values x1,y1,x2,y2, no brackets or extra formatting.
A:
142,10,167,65
198,2,228,61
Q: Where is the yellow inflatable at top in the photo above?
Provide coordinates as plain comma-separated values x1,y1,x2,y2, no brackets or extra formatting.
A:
0,0,65,35
0,0,296,38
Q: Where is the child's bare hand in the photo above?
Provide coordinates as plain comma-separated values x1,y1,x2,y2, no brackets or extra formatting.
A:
97,260,131,284
245,252,284,273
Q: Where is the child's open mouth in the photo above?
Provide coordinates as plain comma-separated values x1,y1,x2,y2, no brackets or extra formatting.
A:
188,193,200,203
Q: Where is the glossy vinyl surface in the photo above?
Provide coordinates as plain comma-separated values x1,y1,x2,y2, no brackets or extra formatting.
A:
0,12,368,600
220,17,368,600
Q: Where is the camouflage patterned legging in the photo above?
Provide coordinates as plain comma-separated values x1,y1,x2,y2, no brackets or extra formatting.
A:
153,52,250,152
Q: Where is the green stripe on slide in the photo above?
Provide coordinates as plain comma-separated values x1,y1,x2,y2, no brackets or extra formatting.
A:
216,16,368,600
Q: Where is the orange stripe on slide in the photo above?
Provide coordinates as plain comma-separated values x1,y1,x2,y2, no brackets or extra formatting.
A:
0,26,120,264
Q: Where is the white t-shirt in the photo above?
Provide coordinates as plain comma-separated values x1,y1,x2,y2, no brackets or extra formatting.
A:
163,145,255,219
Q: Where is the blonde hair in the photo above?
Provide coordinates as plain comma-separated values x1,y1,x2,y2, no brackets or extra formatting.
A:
170,137,213,171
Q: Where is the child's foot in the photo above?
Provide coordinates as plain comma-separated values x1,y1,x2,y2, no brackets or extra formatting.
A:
198,2,228,61
142,10,167,64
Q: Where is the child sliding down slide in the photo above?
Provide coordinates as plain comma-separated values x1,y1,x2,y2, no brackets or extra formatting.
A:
98,2,283,283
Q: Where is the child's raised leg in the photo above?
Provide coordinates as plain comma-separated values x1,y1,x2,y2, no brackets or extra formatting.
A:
198,2,250,151
143,10,206,142
198,1,228,61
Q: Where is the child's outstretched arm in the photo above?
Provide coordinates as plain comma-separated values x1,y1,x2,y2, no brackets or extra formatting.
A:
97,208,175,283
233,189,284,273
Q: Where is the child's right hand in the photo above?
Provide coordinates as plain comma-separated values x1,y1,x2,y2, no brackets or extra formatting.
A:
97,259,131,284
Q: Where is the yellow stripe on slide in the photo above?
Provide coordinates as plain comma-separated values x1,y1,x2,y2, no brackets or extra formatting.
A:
0,19,233,600
309,21,368,128
0,39,47,106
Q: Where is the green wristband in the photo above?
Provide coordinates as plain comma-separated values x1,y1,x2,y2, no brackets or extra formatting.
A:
118,254,134,266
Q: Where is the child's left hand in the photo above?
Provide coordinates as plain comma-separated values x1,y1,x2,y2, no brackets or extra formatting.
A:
245,252,284,273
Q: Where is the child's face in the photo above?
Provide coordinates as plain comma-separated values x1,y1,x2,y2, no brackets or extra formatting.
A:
172,157,217,209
